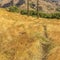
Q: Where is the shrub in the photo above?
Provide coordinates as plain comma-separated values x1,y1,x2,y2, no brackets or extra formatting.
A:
39,12,47,18
20,10,27,15
20,10,37,16
20,9,60,19
8,6,20,13
29,10,37,16
39,12,60,19
56,8,60,12
51,13,60,19
39,12,51,18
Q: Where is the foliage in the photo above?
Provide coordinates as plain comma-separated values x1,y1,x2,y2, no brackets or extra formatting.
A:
39,12,60,19
20,10,27,15
51,13,60,19
29,10,37,16
8,6,20,13
20,9,60,19
20,10,37,16
56,8,60,12
8,7,60,19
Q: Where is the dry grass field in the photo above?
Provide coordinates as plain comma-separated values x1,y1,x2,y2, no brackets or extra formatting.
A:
0,8,60,60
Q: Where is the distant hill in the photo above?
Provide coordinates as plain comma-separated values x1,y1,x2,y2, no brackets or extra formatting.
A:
0,0,60,13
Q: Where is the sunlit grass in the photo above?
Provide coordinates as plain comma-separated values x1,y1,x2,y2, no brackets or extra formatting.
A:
0,8,60,60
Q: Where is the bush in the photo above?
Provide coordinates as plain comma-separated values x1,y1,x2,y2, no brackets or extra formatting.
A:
8,6,20,13
39,12,51,18
51,13,60,19
20,10,37,16
39,12,47,18
30,2,35,8
39,12,60,19
20,10,27,15
56,8,60,12
20,9,60,19
29,10,37,16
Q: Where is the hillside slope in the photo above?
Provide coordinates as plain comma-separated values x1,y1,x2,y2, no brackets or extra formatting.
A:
0,0,60,13
0,8,60,60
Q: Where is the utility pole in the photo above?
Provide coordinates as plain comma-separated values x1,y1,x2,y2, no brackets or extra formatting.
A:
37,0,39,18
11,0,14,6
27,0,29,16
0,0,2,7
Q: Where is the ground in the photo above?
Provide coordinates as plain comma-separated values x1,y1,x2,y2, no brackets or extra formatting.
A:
0,8,60,60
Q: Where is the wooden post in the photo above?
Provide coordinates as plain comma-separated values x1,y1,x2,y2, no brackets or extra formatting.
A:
0,0,2,7
27,0,29,16
11,0,14,6
37,0,39,18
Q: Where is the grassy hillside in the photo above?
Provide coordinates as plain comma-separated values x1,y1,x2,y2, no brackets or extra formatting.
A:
0,8,60,60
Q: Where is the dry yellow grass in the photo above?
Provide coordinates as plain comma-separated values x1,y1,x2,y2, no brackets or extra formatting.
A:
0,8,60,60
